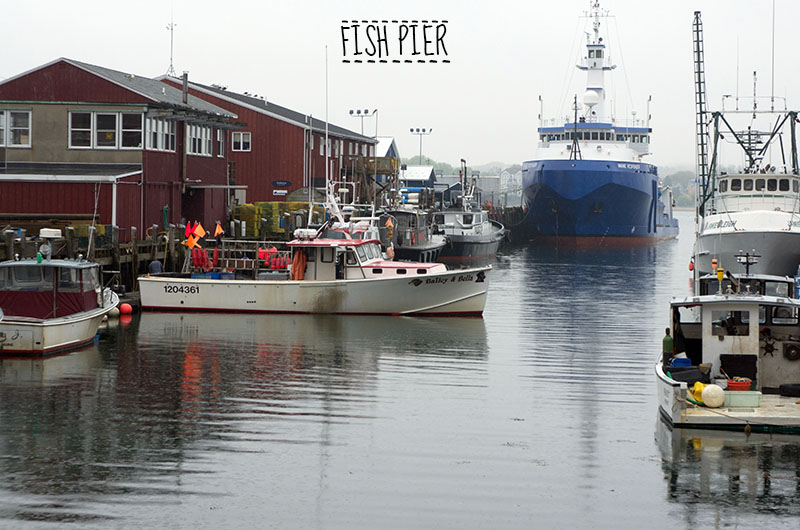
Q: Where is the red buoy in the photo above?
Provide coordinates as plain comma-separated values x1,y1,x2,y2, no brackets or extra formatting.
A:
120,303,133,315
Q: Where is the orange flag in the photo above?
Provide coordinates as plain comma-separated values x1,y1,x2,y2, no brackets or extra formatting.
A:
214,221,224,237
195,222,207,238
184,234,198,248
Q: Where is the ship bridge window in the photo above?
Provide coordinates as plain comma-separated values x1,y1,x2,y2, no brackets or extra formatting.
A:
462,214,473,225
794,180,799,192
743,179,753,191
768,179,777,191
730,178,741,191
765,281,790,297
755,178,765,191
780,179,790,191
541,134,547,141
356,246,367,262
589,50,596,58
712,310,752,336
346,250,357,265
596,50,603,58
639,135,647,143
591,132,598,140
771,306,798,325
719,179,727,192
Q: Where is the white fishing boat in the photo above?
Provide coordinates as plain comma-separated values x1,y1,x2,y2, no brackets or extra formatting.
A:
691,11,800,277
434,160,505,261
656,271,800,434
138,233,491,316
0,231,119,355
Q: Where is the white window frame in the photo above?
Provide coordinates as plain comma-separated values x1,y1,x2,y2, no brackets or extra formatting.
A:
216,129,225,157
232,131,251,152
187,124,213,156
68,110,144,150
1,110,32,148
94,113,118,150
69,111,92,149
120,113,143,149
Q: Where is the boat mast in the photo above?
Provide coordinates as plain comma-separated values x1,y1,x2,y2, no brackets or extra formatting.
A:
577,0,614,123
693,11,712,220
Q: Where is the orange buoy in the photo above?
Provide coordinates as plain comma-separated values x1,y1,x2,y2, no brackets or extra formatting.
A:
120,314,132,326
120,303,133,315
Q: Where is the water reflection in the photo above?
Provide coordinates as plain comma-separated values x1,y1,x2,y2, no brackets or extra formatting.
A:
656,417,800,522
0,312,488,526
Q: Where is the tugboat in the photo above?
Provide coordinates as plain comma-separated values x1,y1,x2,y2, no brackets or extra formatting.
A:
521,0,678,245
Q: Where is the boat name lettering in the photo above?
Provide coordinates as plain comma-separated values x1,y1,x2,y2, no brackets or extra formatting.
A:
163,284,200,294
706,220,737,230
617,163,641,170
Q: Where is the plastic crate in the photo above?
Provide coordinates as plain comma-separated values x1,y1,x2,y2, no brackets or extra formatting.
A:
723,390,761,407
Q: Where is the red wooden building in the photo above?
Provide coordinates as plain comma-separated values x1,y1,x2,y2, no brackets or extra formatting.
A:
157,77,377,203
0,58,239,240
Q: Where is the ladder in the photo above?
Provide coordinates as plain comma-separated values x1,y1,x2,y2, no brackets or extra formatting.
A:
693,11,712,217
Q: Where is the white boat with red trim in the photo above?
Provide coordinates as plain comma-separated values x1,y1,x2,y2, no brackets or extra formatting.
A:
138,233,491,316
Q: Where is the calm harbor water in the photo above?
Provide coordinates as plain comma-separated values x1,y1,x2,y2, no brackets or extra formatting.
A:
2,209,800,528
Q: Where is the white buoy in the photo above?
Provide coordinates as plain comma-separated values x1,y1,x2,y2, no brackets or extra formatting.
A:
702,384,725,408
109,306,121,318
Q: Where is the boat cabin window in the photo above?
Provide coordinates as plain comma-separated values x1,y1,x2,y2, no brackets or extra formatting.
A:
591,132,598,140
346,250,357,265
82,267,99,292
765,281,790,297
743,179,753,191
675,305,701,323
463,214,473,225
356,246,367,262
596,50,603,58
0,268,6,289
768,179,777,191
739,307,766,325
433,214,444,225
320,247,334,263
770,305,799,325
780,179,790,191
730,179,741,191
794,180,799,192
59,268,81,291
718,180,727,192
712,310,751,335
755,178,765,191
305,249,315,262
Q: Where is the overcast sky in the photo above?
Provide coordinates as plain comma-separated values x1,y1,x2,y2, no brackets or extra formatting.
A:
4,0,799,172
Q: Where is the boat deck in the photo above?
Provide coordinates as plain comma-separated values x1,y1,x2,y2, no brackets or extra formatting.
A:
683,393,800,428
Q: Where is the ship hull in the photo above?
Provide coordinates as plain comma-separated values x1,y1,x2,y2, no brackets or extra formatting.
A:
521,159,677,242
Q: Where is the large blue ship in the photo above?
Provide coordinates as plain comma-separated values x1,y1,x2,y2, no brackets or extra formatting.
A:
522,1,678,245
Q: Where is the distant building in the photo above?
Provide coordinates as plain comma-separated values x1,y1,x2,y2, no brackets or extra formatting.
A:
0,58,238,240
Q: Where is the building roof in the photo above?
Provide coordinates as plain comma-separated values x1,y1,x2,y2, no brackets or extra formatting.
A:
0,162,142,182
377,136,399,158
399,165,436,182
158,77,376,144
46,59,237,118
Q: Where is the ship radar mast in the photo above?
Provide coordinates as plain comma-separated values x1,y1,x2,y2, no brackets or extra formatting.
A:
577,0,616,123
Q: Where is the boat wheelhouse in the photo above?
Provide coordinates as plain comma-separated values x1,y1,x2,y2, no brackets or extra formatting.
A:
0,252,119,355
656,287,800,433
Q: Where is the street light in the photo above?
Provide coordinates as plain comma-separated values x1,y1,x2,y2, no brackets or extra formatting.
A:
350,108,377,136
410,127,432,164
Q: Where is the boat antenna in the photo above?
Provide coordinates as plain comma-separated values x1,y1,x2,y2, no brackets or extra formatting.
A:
771,0,775,112
570,95,582,160
307,113,314,227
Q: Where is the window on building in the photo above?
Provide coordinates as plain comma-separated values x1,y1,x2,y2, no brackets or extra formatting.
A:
95,113,117,148
232,131,251,152
319,137,323,156
188,124,213,156
361,144,367,156
217,129,225,157
69,112,92,148
121,113,142,148
1,110,32,147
